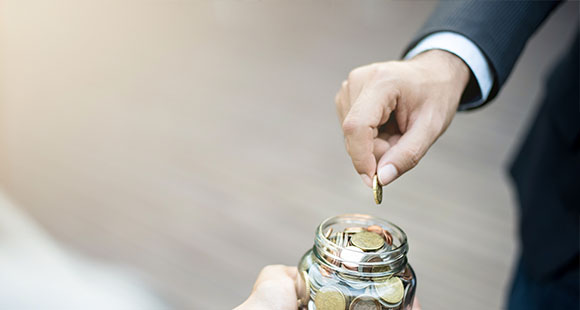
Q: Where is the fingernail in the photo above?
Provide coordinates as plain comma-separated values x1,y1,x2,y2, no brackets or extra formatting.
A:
360,174,372,188
378,164,398,186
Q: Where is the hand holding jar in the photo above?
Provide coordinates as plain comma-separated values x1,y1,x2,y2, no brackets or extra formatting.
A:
235,214,421,310
296,214,417,310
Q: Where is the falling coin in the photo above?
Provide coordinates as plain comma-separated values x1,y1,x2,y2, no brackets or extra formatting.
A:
314,286,347,310
373,174,382,204
351,231,385,251
375,276,404,305
349,295,381,310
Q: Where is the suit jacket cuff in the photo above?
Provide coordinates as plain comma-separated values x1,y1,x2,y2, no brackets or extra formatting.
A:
404,31,494,111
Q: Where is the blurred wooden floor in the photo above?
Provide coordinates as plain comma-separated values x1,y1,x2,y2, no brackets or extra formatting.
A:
1,1,578,309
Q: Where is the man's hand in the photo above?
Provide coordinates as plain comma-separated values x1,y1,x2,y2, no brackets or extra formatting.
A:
335,50,470,187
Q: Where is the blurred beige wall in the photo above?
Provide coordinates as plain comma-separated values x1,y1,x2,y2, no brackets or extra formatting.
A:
1,1,578,309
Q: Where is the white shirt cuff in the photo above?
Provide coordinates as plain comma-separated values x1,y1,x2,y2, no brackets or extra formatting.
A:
404,31,494,110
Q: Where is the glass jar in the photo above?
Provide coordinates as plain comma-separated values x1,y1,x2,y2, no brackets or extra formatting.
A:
296,214,416,310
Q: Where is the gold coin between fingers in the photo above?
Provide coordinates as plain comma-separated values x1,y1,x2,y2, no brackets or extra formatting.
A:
351,231,385,251
314,286,346,310
373,174,382,204
375,276,404,305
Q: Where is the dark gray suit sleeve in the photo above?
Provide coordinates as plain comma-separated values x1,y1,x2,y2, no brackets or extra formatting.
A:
404,0,561,107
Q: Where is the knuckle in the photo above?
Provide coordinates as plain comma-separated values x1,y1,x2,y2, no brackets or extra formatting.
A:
374,80,401,100
373,61,397,77
374,64,390,76
348,65,371,81
341,117,360,135
261,264,283,273
347,68,360,81
369,65,401,91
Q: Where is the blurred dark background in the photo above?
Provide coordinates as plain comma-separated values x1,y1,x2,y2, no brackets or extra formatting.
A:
0,1,578,309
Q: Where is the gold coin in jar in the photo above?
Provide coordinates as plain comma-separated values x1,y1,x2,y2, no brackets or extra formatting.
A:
314,286,346,310
351,231,385,251
349,295,381,310
375,276,404,305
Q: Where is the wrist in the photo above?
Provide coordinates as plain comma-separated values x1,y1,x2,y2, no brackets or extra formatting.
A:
409,49,470,97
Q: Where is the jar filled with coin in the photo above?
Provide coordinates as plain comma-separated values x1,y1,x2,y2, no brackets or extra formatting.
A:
296,214,416,310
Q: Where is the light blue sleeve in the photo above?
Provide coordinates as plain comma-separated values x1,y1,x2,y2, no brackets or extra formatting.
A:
404,31,494,110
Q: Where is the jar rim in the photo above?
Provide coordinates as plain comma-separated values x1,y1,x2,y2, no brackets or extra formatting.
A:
313,213,409,277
